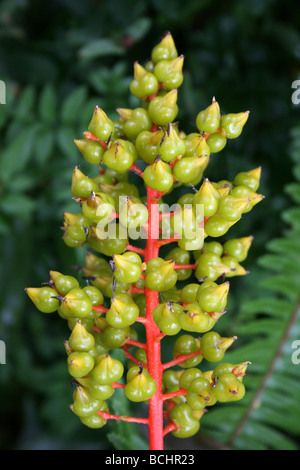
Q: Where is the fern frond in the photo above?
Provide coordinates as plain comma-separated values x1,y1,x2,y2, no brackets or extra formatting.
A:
200,122,300,450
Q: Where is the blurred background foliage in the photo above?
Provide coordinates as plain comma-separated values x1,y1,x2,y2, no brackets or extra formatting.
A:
0,0,300,450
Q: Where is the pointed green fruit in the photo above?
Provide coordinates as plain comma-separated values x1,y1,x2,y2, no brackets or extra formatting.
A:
130,62,159,99
88,106,114,142
193,178,221,217
74,139,105,165
91,354,124,385
151,32,178,63
148,89,178,127
71,167,98,198
153,55,184,89
143,158,174,192
25,287,60,313
124,365,157,402
233,167,262,192
221,111,249,139
68,321,95,352
200,331,237,362
169,403,200,438
196,97,221,134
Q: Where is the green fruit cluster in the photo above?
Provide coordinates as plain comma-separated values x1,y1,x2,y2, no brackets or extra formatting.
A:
25,33,263,442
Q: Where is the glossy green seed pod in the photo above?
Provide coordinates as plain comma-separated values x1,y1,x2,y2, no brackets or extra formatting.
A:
178,303,215,333
88,225,128,257
201,241,224,257
195,252,234,282
165,247,192,281
193,178,221,217
58,288,93,319
106,293,139,328
80,404,108,429
74,139,105,165
95,317,130,349
145,258,177,292
159,124,186,163
233,167,261,192
173,334,203,368
63,212,92,243
88,106,114,142
148,89,178,127
151,32,178,63
163,369,182,390
71,167,98,198
221,111,249,139
179,368,203,390
135,129,164,164
173,155,208,185
82,285,104,306
124,365,157,402
71,385,102,418
200,331,237,362
221,255,249,277
91,354,124,385
113,252,142,284
230,185,264,213
118,196,149,229
180,283,200,304
183,133,210,158
143,158,174,192
152,302,182,336
196,281,230,313
153,55,184,90
103,139,136,173
117,107,152,140
218,195,250,222
213,372,245,402
49,271,80,296
212,362,234,378
25,286,60,313
169,403,200,438
81,191,115,225
186,376,217,410
77,376,114,401
196,97,221,134
68,321,95,352
223,236,254,262
130,62,159,99
67,351,95,378
204,213,238,238
206,131,227,153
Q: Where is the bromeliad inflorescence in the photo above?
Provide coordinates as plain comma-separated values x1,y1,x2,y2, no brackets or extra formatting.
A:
25,32,263,450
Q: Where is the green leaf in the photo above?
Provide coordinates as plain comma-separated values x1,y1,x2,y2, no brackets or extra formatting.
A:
38,85,57,124
0,193,35,223
34,127,55,164
78,39,124,61
60,86,88,124
0,124,40,184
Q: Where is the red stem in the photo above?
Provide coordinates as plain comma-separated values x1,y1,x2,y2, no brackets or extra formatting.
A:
98,411,149,424
144,186,165,450
162,350,202,370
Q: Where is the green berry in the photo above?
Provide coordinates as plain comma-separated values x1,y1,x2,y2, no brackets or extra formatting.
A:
200,331,237,362
25,286,60,313
169,403,200,438
196,97,221,134
124,365,157,402
67,351,95,378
